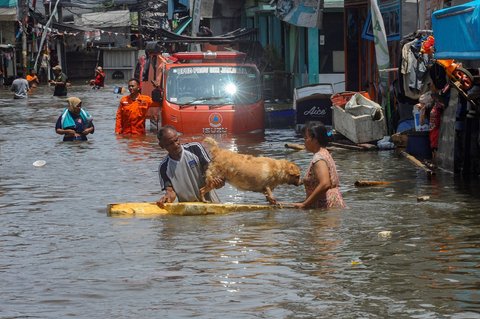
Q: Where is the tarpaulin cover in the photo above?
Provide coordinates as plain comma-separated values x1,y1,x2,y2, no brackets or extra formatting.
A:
432,0,480,59
0,0,16,7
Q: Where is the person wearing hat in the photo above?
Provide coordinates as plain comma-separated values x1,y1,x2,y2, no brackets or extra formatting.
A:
89,66,105,89
55,97,94,141
49,65,68,96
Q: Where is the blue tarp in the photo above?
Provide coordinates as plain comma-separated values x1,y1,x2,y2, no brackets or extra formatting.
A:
0,0,16,7
275,0,322,28
432,0,480,59
167,0,189,20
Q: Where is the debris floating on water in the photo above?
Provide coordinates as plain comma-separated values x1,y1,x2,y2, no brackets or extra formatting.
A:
284,143,305,151
417,196,430,202
378,231,392,238
33,160,46,167
354,180,391,187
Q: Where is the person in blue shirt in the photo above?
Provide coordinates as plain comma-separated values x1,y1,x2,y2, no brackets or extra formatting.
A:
55,97,94,141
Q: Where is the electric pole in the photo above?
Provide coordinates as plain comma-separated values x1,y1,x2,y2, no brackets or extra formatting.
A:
190,0,202,51
19,0,28,71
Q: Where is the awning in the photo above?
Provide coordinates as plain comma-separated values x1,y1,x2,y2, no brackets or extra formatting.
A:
0,7,16,21
51,21,95,33
0,43,14,49
260,0,344,28
0,0,17,7
275,0,323,28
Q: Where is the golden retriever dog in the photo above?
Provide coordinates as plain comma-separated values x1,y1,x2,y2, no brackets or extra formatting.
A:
199,137,302,204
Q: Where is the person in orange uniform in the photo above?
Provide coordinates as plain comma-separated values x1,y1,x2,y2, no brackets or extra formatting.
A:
115,78,153,135
26,70,40,88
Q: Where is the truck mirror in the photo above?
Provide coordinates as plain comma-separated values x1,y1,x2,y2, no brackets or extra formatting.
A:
152,88,162,103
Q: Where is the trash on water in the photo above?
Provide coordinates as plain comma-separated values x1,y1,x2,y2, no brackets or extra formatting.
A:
417,195,430,202
113,86,125,94
378,230,392,238
33,160,46,167
377,136,395,150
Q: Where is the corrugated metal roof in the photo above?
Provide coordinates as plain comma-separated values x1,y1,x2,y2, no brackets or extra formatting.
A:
52,21,94,32
0,7,16,21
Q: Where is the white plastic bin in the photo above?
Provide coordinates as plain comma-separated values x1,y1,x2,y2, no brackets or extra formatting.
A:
332,105,387,144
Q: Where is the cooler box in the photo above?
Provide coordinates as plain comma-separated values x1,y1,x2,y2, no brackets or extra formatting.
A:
333,105,387,144
333,93,387,144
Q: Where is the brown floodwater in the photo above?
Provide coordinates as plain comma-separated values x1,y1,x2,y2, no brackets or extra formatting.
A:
1,82,479,318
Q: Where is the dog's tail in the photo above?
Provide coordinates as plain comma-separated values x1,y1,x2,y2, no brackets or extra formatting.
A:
203,137,218,148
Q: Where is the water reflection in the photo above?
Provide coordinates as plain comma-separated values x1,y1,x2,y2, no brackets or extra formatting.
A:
0,82,480,317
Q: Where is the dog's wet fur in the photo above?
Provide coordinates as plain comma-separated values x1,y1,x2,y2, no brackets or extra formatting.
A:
200,137,302,204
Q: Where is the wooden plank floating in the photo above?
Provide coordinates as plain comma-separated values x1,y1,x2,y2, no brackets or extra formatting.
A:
107,202,275,218
330,142,376,151
400,151,434,176
354,180,392,187
284,142,377,151
284,143,305,151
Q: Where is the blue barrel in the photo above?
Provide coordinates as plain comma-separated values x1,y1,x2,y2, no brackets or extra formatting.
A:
406,131,432,160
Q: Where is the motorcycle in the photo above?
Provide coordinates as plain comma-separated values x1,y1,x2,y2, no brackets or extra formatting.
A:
421,35,474,92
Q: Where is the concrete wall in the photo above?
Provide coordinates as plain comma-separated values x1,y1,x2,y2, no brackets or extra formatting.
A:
437,89,458,172
209,0,245,35
101,48,138,81
66,50,99,80
0,21,15,45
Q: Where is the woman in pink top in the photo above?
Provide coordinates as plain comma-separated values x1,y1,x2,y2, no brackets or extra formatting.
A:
287,122,346,209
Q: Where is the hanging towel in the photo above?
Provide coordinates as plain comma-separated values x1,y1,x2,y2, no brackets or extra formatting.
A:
60,108,92,129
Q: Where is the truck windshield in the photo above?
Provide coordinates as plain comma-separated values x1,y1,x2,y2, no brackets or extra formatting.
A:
166,66,262,105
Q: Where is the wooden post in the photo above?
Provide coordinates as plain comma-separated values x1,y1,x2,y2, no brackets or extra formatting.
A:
189,0,202,51
400,151,434,176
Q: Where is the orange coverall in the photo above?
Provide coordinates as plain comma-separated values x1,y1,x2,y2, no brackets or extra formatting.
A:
115,94,153,135
26,74,39,85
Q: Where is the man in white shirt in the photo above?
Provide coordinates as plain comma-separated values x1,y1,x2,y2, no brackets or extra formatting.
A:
11,71,30,99
157,125,224,206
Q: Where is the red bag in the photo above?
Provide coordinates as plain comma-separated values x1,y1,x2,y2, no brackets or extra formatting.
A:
330,91,370,108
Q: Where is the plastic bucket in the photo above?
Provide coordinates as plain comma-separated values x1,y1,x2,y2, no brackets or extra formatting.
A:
406,131,431,160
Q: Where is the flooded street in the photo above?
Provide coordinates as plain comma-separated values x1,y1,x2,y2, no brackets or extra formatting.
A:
1,82,480,318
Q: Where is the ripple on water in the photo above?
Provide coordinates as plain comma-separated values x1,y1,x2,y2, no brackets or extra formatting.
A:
1,85,480,317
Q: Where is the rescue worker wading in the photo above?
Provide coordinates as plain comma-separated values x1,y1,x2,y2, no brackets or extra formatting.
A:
115,78,153,135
